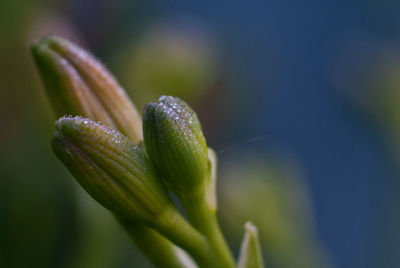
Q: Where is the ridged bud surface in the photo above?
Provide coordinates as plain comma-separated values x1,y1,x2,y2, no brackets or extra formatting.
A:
52,116,170,222
32,36,142,144
143,96,208,193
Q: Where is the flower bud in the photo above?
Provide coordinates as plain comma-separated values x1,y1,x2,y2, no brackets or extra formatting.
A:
238,222,264,268
143,96,208,193
52,116,170,222
32,36,142,144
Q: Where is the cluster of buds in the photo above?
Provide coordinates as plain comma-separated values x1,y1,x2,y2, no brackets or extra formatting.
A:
32,36,263,268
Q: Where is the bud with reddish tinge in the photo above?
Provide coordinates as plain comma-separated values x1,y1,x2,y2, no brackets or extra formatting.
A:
32,36,142,144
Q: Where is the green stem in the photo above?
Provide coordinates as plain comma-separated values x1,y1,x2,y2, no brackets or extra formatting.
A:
150,205,215,267
179,188,236,268
118,219,196,268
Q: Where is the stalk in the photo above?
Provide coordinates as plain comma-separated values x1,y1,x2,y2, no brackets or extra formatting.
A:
150,206,217,267
118,220,197,268
179,188,236,268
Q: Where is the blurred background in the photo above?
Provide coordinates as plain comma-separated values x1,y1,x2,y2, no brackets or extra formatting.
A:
2,1,400,267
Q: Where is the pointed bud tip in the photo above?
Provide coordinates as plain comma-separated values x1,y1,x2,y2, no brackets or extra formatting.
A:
55,115,89,140
142,102,157,120
31,36,64,56
32,35,71,49
52,116,100,157
158,95,176,104
244,222,258,236
238,221,264,268
156,95,195,120
31,38,53,65
54,115,128,148
55,115,90,129
31,36,82,72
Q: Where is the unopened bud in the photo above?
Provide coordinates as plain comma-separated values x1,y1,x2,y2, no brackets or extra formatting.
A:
52,116,170,222
238,222,264,268
143,96,208,193
32,36,142,144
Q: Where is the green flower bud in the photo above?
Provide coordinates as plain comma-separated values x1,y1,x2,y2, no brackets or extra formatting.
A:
238,222,264,268
143,96,208,193
32,36,142,144
52,116,170,223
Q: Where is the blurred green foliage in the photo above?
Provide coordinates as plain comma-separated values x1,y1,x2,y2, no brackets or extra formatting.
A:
219,157,332,268
115,24,218,110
